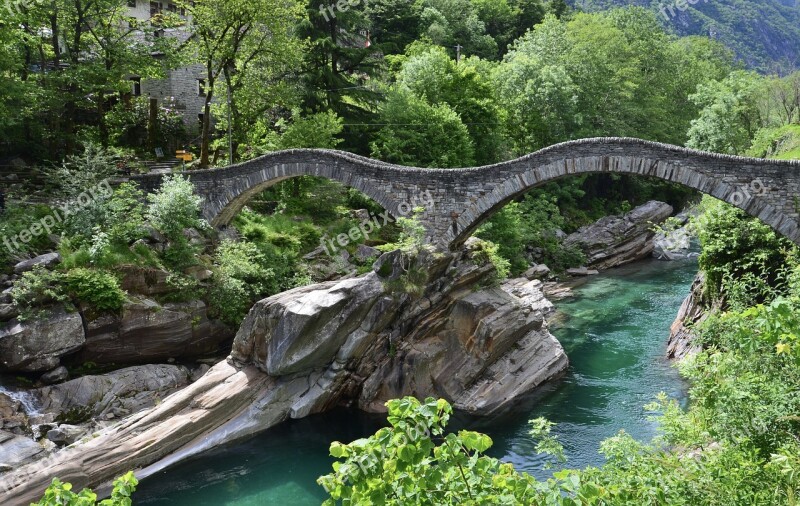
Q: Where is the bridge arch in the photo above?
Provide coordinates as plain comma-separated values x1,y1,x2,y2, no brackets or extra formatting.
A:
129,138,800,248
131,150,418,228
448,151,800,248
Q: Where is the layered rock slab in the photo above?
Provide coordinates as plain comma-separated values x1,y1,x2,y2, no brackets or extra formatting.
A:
564,201,673,270
0,307,84,373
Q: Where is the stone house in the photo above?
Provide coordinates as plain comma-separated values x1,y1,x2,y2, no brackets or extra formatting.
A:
125,0,208,136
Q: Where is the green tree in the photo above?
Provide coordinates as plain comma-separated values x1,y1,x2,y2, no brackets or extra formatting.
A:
419,0,498,60
146,175,204,240
687,71,763,154
297,0,381,153
181,0,304,166
366,0,424,55
396,47,503,163
471,0,517,55
1,0,173,158
370,89,475,167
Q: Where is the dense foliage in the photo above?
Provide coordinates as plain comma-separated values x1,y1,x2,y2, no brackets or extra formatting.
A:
33,472,138,505
570,0,800,71
0,0,797,303
0,1,798,501
320,204,800,503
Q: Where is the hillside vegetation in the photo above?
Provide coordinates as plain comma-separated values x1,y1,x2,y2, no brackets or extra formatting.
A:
570,0,800,70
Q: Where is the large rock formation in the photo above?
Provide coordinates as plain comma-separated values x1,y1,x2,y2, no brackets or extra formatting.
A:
0,307,84,373
359,281,565,415
667,273,708,360
232,245,568,417
36,364,191,422
73,299,232,366
0,298,232,377
564,201,673,270
0,247,569,502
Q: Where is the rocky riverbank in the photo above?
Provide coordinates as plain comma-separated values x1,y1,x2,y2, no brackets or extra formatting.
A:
0,242,569,503
0,198,685,502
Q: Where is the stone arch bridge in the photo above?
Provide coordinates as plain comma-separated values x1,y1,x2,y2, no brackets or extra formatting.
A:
130,138,800,248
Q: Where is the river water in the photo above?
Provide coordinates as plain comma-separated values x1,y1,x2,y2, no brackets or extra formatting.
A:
136,257,698,505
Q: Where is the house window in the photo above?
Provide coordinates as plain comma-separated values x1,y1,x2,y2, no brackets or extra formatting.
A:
198,79,206,97
167,3,177,12
130,77,141,96
127,0,136,7
149,1,161,16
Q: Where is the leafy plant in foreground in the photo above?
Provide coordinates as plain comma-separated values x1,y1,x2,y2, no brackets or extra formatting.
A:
32,471,138,506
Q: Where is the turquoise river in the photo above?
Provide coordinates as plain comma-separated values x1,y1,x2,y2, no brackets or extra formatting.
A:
136,257,698,505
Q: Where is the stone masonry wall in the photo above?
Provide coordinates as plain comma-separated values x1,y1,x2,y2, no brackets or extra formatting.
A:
128,138,800,248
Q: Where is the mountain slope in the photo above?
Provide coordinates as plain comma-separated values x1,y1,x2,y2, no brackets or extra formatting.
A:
571,0,800,70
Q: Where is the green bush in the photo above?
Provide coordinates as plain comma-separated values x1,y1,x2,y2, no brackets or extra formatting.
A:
104,183,147,245
55,181,147,252
11,266,69,317
33,471,138,505
0,204,59,267
146,175,205,241
476,195,586,275
62,268,126,313
13,266,126,316
209,240,277,325
694,197,795,306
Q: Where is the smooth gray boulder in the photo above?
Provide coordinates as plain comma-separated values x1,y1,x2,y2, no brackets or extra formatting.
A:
0,304,17,322
231,274,388,376
0,307,85,372
13,253,61,275
522,264,551,280
355,244,381,262
40,366,69,385
564,201,673,270
46,424,86,446
36,364,191,421
0,431,45,472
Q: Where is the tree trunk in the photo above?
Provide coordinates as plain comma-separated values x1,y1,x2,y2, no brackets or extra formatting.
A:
223,67,241,160
148,97,159,152
200,65,215,167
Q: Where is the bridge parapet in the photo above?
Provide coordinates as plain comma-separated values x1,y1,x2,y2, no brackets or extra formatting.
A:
128,138,800,248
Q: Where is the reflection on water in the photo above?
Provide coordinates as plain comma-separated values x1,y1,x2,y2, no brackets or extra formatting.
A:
136,258,698,505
